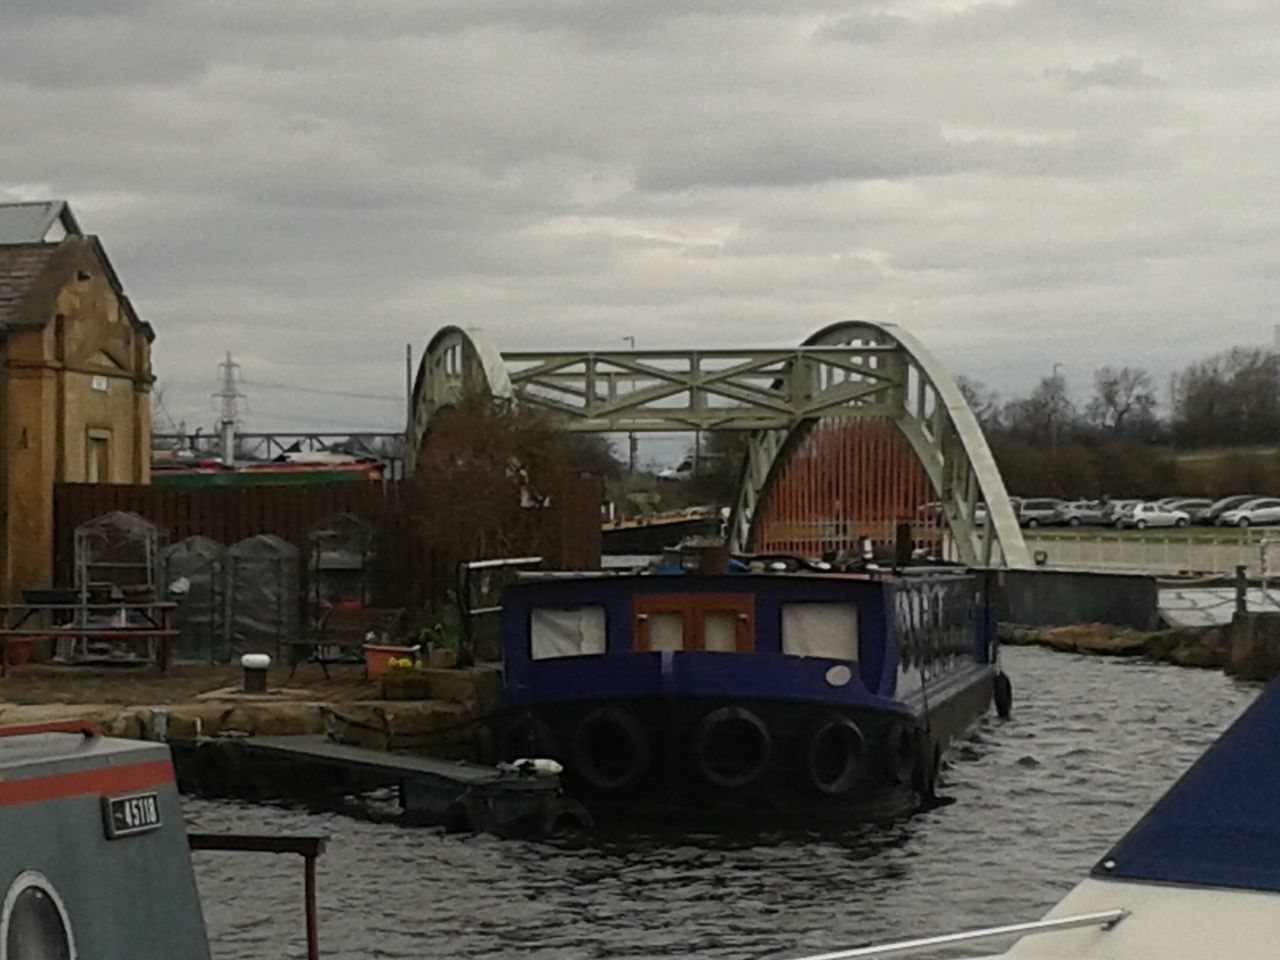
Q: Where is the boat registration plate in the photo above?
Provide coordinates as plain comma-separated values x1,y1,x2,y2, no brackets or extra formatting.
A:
103,792,162,839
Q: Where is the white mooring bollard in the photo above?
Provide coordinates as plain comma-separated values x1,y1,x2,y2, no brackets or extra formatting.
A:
241,653,271,694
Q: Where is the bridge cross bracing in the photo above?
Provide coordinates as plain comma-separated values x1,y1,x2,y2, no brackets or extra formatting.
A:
409,322,1029,569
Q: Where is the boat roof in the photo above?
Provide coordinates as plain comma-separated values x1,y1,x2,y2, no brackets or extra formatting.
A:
0,723,166,779
1093,677,1280,893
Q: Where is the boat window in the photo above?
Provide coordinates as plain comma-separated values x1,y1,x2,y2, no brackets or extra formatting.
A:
645,613,685,651
530,606,606,660
634,594,753,652
703,612,738,652
781,603,859,661
2,872,76,960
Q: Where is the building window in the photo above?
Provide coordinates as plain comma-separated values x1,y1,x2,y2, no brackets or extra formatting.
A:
530,606,606,660
86,431,111,483
781,603,859,661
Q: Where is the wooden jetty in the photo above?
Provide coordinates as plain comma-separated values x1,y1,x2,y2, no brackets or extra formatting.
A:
171,734,592,838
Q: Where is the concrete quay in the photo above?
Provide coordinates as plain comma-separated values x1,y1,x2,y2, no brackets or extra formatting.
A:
0,662,502,752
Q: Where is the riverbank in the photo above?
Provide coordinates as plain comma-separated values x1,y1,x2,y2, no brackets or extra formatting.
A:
999,611,1280,680
0,662,500,751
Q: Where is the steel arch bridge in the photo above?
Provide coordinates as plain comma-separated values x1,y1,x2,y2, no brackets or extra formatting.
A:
408,321,1029,569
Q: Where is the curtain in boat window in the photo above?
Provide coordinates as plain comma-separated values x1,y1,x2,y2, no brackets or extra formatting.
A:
530,606,606,660
781,603,859,660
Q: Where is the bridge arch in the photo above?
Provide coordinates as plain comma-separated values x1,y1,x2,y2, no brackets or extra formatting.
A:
727,320,1027,568
408,320,1028,568
408,325,511,462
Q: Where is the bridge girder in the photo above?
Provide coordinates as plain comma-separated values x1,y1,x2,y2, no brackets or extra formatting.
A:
408,321,1029,569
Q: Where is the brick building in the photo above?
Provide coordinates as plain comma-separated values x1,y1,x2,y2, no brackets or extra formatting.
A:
0,200,154,598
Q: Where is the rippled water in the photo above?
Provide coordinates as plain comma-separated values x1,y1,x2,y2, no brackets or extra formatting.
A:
186,647,1260,959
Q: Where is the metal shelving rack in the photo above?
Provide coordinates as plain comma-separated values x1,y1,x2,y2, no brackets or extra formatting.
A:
68,511,162,663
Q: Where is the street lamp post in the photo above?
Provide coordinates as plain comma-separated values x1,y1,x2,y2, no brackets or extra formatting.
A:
1051,362,1064,450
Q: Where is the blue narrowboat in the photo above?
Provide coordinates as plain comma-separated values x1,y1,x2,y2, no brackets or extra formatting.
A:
481,553,1004,822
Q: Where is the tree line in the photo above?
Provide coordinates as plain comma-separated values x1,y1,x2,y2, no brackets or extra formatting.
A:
958,344,1280,498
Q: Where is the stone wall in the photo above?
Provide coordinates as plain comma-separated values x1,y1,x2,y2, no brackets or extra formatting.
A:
1001,611,1280,681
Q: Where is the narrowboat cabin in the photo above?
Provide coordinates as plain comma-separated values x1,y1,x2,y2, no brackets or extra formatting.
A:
483,553,1002,823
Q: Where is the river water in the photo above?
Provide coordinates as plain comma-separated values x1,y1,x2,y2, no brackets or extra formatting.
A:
186,646,1259,959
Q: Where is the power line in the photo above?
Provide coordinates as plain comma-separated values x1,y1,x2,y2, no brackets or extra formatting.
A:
239,379,403,403
247,408,401,430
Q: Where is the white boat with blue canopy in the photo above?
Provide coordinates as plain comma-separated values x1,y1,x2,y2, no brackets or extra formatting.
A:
793,675,1280,959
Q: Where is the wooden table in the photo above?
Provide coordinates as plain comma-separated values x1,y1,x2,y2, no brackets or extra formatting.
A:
0,601,178,677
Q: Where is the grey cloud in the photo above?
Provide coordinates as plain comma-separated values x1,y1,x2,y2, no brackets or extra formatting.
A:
637,120,958,190
1050,57,1164,91
2,0,1276,431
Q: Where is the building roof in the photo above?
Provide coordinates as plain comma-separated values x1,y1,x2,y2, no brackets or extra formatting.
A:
0,200,81,244
0,243,61,329
0,201,152,342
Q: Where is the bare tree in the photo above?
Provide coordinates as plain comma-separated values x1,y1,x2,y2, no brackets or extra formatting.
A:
1086,366,1157,437
955,376,1003,433
1171,348,1280,447
1003,373,1076,446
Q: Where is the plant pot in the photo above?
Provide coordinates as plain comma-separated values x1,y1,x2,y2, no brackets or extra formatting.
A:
425,648,458,669
364,644,419,680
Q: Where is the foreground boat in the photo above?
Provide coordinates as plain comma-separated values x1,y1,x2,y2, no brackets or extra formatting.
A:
798,675,1280,959
478,549,1006,822
0,719,324,959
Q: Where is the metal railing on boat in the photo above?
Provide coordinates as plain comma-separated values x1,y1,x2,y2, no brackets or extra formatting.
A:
791,908,1129,960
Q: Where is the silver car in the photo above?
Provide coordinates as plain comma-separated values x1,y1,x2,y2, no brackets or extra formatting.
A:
1117,502,1191,529
1218,497,1280,527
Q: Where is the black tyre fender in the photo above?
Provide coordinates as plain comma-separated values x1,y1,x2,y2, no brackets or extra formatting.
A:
911,731,941,799
882,722,917,785
499,714,561,762
994,671,1013,719
540,797,594,837
693,706,773,789
802,715,866,796
571,706,652,791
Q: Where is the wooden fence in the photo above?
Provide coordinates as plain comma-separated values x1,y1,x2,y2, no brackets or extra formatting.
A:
53,476,601,612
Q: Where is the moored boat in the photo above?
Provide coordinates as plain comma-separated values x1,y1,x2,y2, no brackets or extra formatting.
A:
0,719,324,959
477,549,1006,823
798,676,1280,959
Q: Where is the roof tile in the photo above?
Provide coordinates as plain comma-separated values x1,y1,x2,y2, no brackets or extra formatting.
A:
0,244,60,329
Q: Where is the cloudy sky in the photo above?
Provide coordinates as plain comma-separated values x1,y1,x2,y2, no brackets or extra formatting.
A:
2,0,1274,438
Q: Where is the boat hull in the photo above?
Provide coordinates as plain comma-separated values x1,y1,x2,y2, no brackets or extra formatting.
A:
482,665,994,823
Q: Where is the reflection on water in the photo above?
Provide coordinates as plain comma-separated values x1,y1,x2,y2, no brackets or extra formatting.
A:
188,647,1258,959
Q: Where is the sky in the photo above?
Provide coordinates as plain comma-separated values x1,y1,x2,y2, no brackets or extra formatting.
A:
2,0,1276,442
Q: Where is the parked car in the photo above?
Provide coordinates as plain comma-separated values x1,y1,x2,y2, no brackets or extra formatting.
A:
657,459,693,481
1015,498,1064,528
1218,497,1280,527
1057,500,1110,526
1200,494,1266,525
1099,499,1140,525
1169,498,1214,522
1116,502,1191,529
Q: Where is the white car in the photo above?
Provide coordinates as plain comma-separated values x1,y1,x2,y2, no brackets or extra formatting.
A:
657,459,693,481
1117,502,1191,529
1218,497,1280,527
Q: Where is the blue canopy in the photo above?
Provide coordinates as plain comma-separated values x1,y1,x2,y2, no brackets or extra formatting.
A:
1094,678,1280,892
